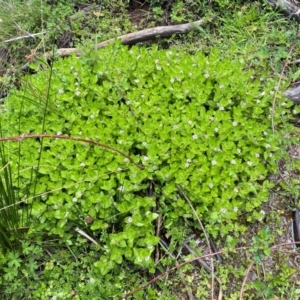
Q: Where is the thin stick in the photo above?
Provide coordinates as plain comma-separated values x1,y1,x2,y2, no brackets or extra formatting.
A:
176,259,195,300
183,242,223,299
0,134,143,169
13,20,36,40
0,168,129,211
176,185,215,300
65,243,78,262
155,214,162,264
238,261,254,300
121,241,300,299
4,31,48,43
287,58,300,65
183,242,212,273
120,249,230,299
159,240,195,300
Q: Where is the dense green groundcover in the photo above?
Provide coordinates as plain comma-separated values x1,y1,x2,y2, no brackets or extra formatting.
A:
2,42,292,275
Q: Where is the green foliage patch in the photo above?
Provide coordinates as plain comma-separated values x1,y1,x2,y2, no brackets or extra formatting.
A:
0,240,168,299
3,42,292,274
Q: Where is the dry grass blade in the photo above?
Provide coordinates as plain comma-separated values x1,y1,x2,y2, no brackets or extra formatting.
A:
271,45,294,132
238,261,254,300
176,185,221,300
74,227,100,246
159,240,195,300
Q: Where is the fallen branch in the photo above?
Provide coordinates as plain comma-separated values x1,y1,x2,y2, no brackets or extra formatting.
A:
265,0,300,23
44,18,213,59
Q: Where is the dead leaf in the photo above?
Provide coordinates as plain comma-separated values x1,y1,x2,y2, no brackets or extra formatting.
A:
93,11,104,17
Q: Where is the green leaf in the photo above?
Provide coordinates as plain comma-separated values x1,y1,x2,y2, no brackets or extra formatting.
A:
7,253,21,268
4,267,18,281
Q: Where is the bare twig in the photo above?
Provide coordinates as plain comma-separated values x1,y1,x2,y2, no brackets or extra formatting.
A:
43,18,213,59
121,241,300,299
13,21,36,39
155,214,162,264
4,31,48,43
159,240,195,300
183,242,223,300
0,134,143,169
0,168,129,211
287,58,300,65
238,261,254,300
177,260,195,300
183,242,211,273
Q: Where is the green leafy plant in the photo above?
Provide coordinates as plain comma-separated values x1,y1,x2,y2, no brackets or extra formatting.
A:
245,227,298,299
250,226,273,264
2,41,293,276
0,237,173,299
1,0,300,299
